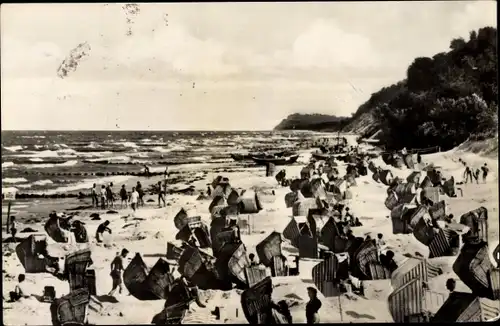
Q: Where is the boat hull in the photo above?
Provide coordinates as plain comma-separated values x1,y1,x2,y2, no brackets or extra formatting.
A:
251,155,299,166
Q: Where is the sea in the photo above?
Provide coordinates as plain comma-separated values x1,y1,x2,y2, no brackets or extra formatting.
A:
1,130,321,195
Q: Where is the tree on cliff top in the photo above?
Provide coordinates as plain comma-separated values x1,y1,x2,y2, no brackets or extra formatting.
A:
355,26,497,150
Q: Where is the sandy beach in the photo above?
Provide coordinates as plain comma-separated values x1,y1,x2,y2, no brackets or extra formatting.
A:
2,137,498,325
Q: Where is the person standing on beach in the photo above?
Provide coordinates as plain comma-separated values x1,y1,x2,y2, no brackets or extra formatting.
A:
473,168,480,184
157,181,166,208
376,233,386,256
100,185,107,209
144,164,150,178
108,248,129,297
464,165,473,184
481,163,489,183
129,187,139,213
119,185,128,208
163,167,169,198
136,181,144,207
95,220,112,243
106,183,115,208
305,287,322,324
9,216,17,241
91,183,99,207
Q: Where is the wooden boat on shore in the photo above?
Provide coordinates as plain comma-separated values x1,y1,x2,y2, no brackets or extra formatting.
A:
230,151,287,162
251,154,300,166
312,152,333,161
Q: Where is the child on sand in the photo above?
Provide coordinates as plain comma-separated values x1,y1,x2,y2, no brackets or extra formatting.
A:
120,185,128,208
109,249,129,297
9,274,31,302
249,253,258,266
376,233,386,254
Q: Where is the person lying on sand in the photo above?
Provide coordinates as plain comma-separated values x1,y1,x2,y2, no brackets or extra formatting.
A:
96,220,112,243
108,248,129,297
9,274,31,302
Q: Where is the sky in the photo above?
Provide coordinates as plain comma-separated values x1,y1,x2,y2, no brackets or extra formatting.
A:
1,1,497,131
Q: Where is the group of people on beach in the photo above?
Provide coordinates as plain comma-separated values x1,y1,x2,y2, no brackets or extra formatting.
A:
89,167,169,212
460,159,489,184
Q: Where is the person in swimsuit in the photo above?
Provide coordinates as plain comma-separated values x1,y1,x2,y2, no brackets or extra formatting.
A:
157,181,166,207
109,249,129,296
